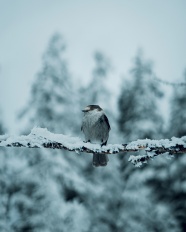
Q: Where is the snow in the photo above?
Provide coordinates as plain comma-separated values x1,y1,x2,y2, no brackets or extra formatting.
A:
127,136,186,167
126,137,186,150
0,134,9,141
0,128,185,167
127,137,186,167
0,127,126,154
128,152,155,167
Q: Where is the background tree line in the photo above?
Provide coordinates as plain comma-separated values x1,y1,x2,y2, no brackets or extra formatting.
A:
0,33,186,232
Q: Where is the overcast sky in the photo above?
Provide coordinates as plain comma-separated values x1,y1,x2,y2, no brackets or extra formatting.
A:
0,0,186,133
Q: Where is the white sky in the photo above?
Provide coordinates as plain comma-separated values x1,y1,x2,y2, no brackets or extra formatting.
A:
0,0,186,133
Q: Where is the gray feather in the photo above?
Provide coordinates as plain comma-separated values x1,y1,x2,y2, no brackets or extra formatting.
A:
82,111,110,144
93,153,109,167
81,106,110,167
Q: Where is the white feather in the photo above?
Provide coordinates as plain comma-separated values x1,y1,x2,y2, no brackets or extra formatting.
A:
82,109,109,144
83,109,103,126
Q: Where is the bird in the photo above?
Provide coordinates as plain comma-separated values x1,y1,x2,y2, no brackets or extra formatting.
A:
81,105,111,167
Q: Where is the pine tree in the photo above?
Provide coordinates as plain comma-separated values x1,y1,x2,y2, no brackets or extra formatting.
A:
146,72,186,232
10,33,92,231
114,52,180,231
117,52,164,183
0,113,9,231
0,109,6,134
169,71,186,137
19,33,76,134
118,52,164,142
82,51,111,106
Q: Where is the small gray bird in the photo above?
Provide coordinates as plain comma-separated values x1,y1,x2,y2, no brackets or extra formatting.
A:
81,105,111,167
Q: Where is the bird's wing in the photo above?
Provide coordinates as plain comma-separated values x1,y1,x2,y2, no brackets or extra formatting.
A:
102,114,111,131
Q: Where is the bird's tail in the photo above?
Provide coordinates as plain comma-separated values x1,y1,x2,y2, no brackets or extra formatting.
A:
92,153,109,167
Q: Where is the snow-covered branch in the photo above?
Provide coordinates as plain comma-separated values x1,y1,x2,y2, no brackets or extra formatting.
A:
0,128,186,167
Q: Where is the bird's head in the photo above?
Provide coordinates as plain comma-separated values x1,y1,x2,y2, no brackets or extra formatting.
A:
82,105,103,113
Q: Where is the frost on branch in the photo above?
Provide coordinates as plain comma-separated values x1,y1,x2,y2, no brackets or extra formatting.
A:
0,128,186,166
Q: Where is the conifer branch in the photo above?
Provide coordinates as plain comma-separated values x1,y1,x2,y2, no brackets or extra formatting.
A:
153,76,186,86
0,128,186,166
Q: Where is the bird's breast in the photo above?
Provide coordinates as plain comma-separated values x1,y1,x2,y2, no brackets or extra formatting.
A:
83,111,103,127
82,111,108,143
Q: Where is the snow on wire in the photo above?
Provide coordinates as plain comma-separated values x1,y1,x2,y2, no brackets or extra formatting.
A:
0,127,186,167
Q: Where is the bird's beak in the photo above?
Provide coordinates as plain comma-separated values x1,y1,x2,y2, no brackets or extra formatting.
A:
82,106,90,112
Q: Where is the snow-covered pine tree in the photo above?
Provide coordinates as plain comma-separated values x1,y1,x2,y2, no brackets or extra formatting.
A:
12,33,92,231
0,113,8,231
0,121,4,135
113,52,180,231
0,112,34,232
19,33,76,134
117,52,164,179
169,71,186,137
80,51,113,118
118,52,164,142
146,72,186,232
0,109,6,134
83,51,111,105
